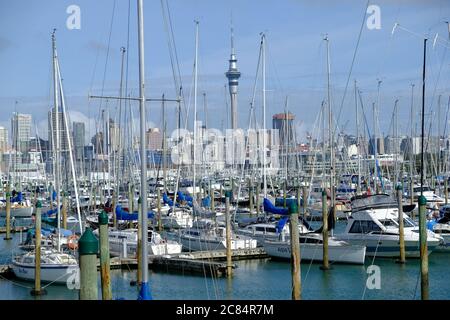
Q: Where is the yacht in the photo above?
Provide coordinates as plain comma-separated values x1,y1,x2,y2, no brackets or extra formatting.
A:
409,185,444,203
236,219,311,246
11,248,79,284
262,233,366,265
426,204,450,252
95,227,182,257
179,219,257,251
335,194,443,257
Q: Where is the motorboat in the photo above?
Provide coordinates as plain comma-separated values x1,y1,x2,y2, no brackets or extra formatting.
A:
262,233,366,265
335,194,443,257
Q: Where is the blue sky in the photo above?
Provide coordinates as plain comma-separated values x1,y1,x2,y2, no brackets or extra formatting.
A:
0,0,449,143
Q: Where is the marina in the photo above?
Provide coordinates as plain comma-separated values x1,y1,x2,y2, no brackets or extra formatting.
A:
1,0,450,303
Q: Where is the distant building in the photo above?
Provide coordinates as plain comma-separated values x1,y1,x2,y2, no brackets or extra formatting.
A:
146,128,163,151
0,126,8,152
91,132,104,154
272,112,295,147
73,121,85,160
48,107,70,152
11,113,31,153
369,136,385,155
108,119,121,153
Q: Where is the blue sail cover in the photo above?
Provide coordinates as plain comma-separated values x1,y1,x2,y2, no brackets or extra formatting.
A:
11,192,23,203
115,205,155,221
41,207,59,217
52,190,57,201
202,196,211,207
276,216,289,233
263,198,289,215
163,193,174,207
177,191,193,203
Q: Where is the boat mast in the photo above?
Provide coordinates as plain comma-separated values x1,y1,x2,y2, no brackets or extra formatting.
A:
261,33,267,198
52,30,61,252
137,0,150,300
324,34,334,227
193,21,199,201
410,84,415,204
354,80,361,194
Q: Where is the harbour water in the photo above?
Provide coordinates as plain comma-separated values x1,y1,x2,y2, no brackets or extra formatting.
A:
1,219,450,300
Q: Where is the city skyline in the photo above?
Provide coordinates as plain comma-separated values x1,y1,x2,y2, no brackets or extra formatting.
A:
1,1,450,145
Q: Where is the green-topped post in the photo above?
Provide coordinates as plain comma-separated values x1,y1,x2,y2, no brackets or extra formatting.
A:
78,227,99,300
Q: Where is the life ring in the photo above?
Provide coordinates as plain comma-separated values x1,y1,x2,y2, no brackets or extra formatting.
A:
67,235,79,250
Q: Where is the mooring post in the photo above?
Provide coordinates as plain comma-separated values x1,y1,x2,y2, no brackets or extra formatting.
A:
289,201,301,300
445,179,448,205
4,183,11,240
112,191,117,229
418,195,429,300
225,197,233,277
78,228,99,300
98,210,112,300
30,200,46,296
320,190,330,270
396,184,406,264
157,189,162,232
248,178,253,215
62,191,67,230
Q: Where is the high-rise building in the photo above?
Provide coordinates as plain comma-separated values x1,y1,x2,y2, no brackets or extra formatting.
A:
108,119,121,153
48,107,70,152
73,121,85,160
11,113,31,153
0,126,8,152
272,112,295,147
146,128,163,151
225,25,241,130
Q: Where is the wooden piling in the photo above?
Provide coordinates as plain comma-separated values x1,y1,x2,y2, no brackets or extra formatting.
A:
79,228,99,300
289,201,301,300
98,211,112,300
4,183,11,240
320,190,330,270
30,200,46,296
418,195,429,300
225,198,232,277
396,185,406,264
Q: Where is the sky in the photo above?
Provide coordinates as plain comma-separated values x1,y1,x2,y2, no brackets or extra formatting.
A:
0,0,450,144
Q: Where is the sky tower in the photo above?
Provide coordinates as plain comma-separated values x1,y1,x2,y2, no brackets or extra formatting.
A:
225,24,241,130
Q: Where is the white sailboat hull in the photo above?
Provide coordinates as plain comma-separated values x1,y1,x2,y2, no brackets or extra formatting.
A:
0,206,33,218
180,235,257,252
263,240,366,264
11,262,79,284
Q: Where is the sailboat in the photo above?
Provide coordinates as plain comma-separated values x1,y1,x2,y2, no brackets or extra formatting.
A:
12,31,79,284
0,191,33,217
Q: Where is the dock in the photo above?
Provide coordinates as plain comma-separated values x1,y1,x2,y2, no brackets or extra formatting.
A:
0,248,268,280
0,226,28,234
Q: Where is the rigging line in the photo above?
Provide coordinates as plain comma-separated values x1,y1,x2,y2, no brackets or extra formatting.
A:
161,0,181,100
97,0,117,116
166,0,187,114
334,0,369,136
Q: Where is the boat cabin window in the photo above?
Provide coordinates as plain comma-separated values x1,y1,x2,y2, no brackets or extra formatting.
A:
299,237,322,244
255,227,266,233
349,220,382,233
266,227,277,233
379,219,396,227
